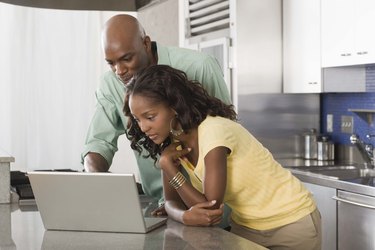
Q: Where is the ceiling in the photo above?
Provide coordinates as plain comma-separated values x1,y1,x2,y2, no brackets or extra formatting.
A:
0,0,163,11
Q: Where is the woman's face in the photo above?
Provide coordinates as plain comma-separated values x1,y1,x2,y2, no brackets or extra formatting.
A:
129,94,175,144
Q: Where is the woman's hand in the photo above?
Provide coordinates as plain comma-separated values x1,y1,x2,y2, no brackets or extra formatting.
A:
159,142,191,174
182,200,224,226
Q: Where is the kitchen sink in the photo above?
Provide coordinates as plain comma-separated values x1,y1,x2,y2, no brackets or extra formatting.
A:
287,165,375,180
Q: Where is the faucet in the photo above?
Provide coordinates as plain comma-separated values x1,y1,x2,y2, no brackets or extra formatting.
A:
350,134,374,168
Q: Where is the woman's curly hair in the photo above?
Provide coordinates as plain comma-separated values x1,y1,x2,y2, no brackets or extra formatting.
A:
123,64,237,163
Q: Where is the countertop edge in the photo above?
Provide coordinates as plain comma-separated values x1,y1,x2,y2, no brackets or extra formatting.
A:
0,148,15,163
290,169,375,197
0,156,15,163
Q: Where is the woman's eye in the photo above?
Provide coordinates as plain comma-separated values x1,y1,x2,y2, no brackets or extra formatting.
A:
147,116,155,121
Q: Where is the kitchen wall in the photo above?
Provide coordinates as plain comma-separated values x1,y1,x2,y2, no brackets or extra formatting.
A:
238,93,320,159
0,0,179,177
321,65,375,148
137,0,179,46
0,3,141,176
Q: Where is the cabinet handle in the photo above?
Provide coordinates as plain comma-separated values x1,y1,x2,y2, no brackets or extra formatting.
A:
308,82,317,85
357,51,368,55
332,196,375,209
340,53,351,57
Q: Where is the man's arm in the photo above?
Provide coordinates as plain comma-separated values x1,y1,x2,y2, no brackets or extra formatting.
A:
81,72,126,172
84,152,109,172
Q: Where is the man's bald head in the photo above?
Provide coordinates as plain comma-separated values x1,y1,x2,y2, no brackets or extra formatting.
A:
102,14,145,47
101,14,155,85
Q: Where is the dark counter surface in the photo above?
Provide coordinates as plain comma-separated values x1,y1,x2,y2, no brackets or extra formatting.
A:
277,158,375,197
0,198,267,250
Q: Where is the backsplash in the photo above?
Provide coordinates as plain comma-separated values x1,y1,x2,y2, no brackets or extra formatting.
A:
321,65,375,146
238,93,320,158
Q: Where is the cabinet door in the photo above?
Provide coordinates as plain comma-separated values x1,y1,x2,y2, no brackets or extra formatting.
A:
303,182,337,250
322,0,375,67
283,0,322,93
321,0,355,67
352,0,375,65
335,190,375,250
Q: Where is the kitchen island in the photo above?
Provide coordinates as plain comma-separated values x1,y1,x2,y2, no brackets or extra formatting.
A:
0,201,267,250
0,148,14,203
278,158,375,250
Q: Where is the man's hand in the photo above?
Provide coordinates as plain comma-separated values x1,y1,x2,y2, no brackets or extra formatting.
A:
151,203,168,216
182,200,224,226
84,152,109,172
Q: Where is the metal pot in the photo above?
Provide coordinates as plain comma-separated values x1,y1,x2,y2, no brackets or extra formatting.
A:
317,136,335,161
304,129,318,159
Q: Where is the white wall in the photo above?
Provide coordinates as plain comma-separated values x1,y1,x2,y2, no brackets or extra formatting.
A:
137,0,179,46
0,3,138,179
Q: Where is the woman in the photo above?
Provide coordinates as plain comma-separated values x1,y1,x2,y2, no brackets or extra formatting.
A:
123,65,321,250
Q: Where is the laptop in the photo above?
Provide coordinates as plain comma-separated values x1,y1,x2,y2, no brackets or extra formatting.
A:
27,171,167,233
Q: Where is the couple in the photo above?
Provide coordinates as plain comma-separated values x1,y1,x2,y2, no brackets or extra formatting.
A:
83,14,321,250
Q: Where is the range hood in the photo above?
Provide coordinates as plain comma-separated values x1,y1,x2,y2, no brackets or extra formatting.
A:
0,0,164,11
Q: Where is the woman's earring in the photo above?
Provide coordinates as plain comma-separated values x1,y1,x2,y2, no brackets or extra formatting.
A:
170,115,184,137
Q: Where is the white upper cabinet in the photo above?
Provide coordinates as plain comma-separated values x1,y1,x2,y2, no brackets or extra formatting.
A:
353,0,375,65
321,0,375,67
283,0,369,93
283,0,322,93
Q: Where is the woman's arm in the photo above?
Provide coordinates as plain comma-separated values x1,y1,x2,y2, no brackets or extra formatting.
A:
163,170,224,226
159,144,228,224
159,143,229,208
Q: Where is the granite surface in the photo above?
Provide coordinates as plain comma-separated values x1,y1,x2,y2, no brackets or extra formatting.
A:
0,148,14,163
0,148,13,204
0,202,268,250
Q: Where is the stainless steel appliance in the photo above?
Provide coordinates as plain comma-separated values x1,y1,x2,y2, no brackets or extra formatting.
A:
334,190,375,250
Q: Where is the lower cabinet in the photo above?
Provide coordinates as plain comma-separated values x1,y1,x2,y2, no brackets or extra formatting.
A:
334,190,375,250
303,182,337,250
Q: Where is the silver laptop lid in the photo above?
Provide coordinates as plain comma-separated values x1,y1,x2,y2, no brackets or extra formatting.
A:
28,172,166,233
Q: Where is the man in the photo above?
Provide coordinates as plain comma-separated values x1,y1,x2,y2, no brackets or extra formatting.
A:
82,14,231,228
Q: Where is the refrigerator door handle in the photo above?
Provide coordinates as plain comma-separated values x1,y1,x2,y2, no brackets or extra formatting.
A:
332,196,375,209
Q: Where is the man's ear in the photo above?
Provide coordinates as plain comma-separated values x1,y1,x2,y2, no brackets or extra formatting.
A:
143,36,152,51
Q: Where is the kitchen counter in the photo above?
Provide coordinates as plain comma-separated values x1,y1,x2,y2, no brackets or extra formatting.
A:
0,201,267,250
277,158,375,197
0,148,14,203
0,148,15,163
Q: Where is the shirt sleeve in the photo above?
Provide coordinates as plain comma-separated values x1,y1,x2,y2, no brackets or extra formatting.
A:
199,118,236,158
196,55,232,105
157,44,231,105
81,73,126,166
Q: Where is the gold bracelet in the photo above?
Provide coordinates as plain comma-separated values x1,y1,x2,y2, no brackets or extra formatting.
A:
169,171,186,189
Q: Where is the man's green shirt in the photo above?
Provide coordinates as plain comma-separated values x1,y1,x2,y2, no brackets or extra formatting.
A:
82,43,231,227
